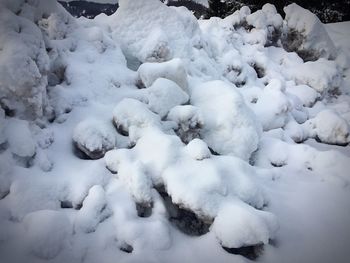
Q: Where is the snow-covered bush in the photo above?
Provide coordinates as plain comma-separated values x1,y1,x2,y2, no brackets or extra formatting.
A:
283,3,337,61
145,78,189,118
191,80,261,160
73,119,116,159
138,58,189,92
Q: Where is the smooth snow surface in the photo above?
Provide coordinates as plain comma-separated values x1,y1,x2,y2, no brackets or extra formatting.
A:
0,1,350,263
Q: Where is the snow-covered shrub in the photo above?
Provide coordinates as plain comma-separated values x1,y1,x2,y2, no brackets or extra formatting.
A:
23,210,71,260
246,4,283,46
167,105,203,144
191,80,261,160
283,3,337,61
112,99,162,138
303,110,350,146
110,0,201,62
73,119,116,159
138,58,189,92
145,78,189,118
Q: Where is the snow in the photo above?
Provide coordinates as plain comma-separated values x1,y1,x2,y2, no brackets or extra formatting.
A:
110,0,201,62
191,80,261,160
23,210,71,260
212,200,278,248
283,3,337,61
145,78,189,118
138,58,189,92
1,1,350,263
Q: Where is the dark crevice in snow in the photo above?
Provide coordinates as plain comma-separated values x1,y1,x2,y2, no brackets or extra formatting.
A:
0,100,16,117
252,63,265,79
315,135,349,147
208,147,220,156
155,185,212,236
0,190,10,201
119,243,133,253
60,200,74,209
13,154,35,168
136,202,153,218
0,141,8,153
222,243,264,260
270,161,287,168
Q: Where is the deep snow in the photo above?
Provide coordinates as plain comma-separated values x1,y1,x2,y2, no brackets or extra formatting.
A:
0,1,350,263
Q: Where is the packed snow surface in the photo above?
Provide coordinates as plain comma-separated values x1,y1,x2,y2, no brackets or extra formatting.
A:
0,1,350,263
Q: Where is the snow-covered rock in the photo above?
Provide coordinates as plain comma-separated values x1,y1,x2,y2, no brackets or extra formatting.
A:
112,98,161,138
191,80,261,160
167,105,203,144
183,138,211,161
73,119,116,159
146,78,189,118
212,200,278,248
304,110,350,145
138,58,189,92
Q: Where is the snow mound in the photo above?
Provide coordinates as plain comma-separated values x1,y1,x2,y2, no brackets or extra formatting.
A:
252,79,291,131
283,3,337,61
191,80,261,160
145,78,189,118
75,185,111,233
5,119,36,160
73,119,116,159
138,58,189,92
183,138,211,161
23,210,71,260
110,0,201,62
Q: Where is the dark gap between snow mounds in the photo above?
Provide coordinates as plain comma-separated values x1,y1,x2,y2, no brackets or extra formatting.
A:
223,244,264,260
155,185,212,236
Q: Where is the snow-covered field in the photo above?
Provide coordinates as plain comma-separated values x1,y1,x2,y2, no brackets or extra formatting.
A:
0,0,350,263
